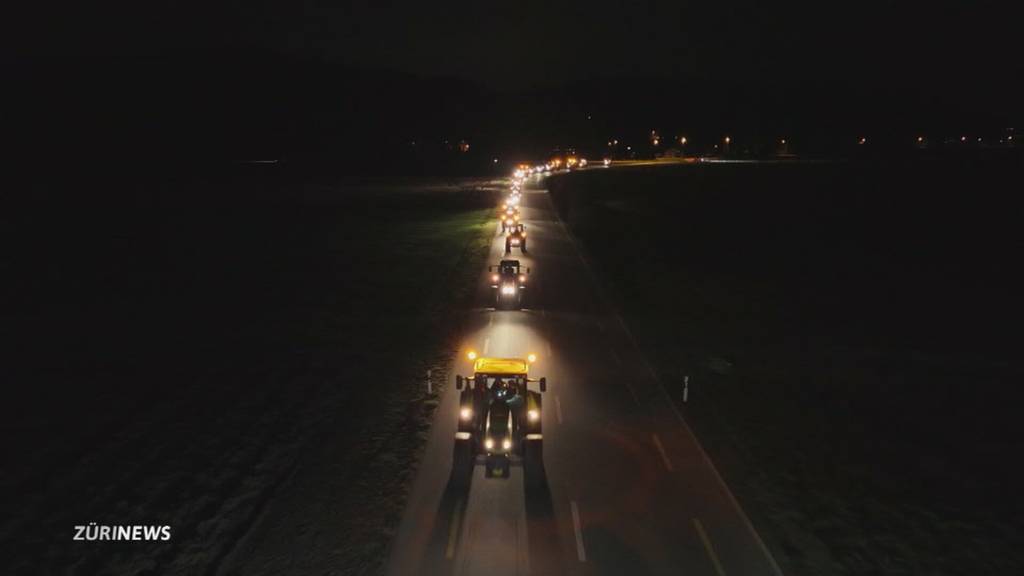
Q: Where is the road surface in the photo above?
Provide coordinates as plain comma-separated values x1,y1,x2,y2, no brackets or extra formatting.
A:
385,174,783,576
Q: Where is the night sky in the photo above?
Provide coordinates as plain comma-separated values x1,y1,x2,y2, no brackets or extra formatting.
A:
10,0,1022,169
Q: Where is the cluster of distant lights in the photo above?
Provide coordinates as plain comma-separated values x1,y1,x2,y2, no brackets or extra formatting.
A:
495,131,1015,170
600,131,1017,148
512,157,592,179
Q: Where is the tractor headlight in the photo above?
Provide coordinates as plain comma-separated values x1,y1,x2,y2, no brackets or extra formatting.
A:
492,274,499,282
460,407,472,420
484,437,494,450
502,438,512,451
528,409,539,422
519,274,526,283
501,285,516,295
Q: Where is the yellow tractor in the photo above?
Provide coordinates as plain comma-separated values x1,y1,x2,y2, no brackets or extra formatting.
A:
452,355,546,488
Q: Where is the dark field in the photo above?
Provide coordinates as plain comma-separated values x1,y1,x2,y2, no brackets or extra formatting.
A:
548,155,1024,575
2,168,497,574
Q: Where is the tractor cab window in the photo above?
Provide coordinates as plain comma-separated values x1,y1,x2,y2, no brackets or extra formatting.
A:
479,374,526,392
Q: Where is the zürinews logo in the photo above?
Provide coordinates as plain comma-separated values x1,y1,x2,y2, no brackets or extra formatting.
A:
73,524,172,541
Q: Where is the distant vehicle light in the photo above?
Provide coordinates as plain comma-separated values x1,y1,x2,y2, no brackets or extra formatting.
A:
603,158,611,166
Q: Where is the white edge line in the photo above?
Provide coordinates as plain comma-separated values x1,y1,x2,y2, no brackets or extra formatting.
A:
644,340,783,575
548,192,785,576
570,501,587,562
652,433,674,472
693,518,727,576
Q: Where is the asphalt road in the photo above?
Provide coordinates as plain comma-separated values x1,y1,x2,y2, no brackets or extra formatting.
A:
385,174,784,576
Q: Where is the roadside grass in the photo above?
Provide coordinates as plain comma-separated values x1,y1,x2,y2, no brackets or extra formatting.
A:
548,161,1024,576
2,174,498,574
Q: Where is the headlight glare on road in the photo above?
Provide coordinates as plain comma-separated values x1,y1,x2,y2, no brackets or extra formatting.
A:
501,286,516,295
